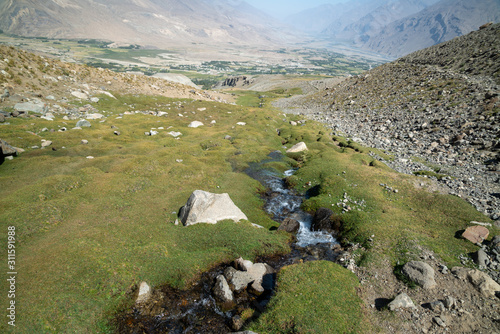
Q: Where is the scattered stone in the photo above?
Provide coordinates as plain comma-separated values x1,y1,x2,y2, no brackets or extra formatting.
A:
474,249,489,268
235,257,254,271
114,131,120,136
81,140,88,145
388,292,416,311
466,269,500,297
470,221,492,227
188,121,204,128
236,122,246,126
224,135,232,140
402,261,436,289
213,275,234,305
71,91,88,100
136,282,152,304
86,113,104,120
429,300,446,313
277,217,300,234
178,190,248,226
86,156,94,159
168,131,182,138
41,140,52,148
443,295,457,309
14,101,47,114
290,121,298,126
433,316,446,327
462,226,489,244
76,119,91,128
286,141,308,153
0,139,18,157
90,97,99,103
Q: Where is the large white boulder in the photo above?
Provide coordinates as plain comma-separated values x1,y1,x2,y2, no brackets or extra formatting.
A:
286,142,308,153
179,190,248,226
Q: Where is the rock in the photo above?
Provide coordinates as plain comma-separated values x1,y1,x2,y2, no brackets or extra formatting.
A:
429,300,445,313
443,296,457,309
136,281,152,304
474,249,489,268
0,114,4,123
71,91,88,100
213,275,234,305
462,226,489,244
231,315,244,331
237,122,246,126
168,131,182,138
466,269,500,297
178,190,248,226
311,208,341,234
277,217,300,234
388,292,416,311
402,261,436,289
86,113,104,120
235,257,254,271
286,142,308,153
433,316,446,327
0,139,18,157
41,140,52,148
188,121,204,128
226,269,253,292
290,121,298,126
14,101,47,114
81,140,88,145
90,97,99,103
76,120,91,128
113,131,120,136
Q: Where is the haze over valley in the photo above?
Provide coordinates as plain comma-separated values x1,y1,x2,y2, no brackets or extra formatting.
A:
1,1,499,334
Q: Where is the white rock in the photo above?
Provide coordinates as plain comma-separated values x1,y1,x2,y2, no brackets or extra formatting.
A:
81,140,88,145
90,97,100,103
236,122,246,126
136,282,152,304
188,121,204,128
41,140,52,148
86,156,94,159
179,190,248,226
71,91,88,100
86,113,104,120
286,142,308,153
168,131,182,138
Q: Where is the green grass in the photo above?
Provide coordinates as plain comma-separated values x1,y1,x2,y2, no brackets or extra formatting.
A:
0,94,294,333
0,87,496,334
249,261,367,334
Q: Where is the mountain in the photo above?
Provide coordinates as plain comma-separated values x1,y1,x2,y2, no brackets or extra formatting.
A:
285,0,387,35
0,0,295,48
276,23,500,220
333,0,439,43
362,0,500,57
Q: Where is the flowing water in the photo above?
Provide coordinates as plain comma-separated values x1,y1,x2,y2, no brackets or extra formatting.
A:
245,151,337,248
116,151,340,333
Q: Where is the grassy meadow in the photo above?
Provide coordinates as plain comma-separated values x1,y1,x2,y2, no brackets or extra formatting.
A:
0,88,495,333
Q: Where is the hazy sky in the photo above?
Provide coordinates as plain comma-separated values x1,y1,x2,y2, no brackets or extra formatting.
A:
245,0,346,19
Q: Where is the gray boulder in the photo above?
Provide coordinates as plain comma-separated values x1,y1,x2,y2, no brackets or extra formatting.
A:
213,274,234,305
388,292,416,311
286,142,308,153
277,217,300,234
179,190,248,226
474,249,489,268
0,139,18,157
14,101,47,114
402,261,436,289
76,120,91,128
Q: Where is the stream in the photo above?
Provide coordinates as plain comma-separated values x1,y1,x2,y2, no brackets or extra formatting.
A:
116,151,341,333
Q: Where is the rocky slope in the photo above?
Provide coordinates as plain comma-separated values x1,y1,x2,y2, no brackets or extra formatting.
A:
0,0,295,48
275,23,500,222
363,0,500,57
0,44,232,126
